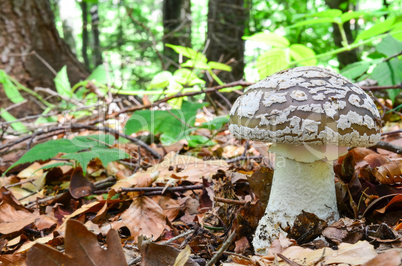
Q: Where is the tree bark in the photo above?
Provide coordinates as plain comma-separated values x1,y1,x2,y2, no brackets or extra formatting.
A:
163,0,192,71
325,0,358,69
206,0,249,84
0,0,89,116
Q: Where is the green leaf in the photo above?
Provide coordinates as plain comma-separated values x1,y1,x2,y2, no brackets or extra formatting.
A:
305,9,342,18
148,71,172,89
165,44,207,62
244,32,289,47
390,22,402,41
208,62,232,72
340,61,371,80
186,135,215,147
376,35,402,57
0,70,24,104
386,88,401,103
0,109,27,133
355,17,396,43
198,116,229,131
256,48,289,79
181,59,210,69
173,68,205,86
167,79,183,92
125,101,206,145
370,60,402,89
340,11,365,24
87,65,108,84
289,44,317,66
290,17,335,28
54,66,73,98
63,148,128,173
3,134,129,176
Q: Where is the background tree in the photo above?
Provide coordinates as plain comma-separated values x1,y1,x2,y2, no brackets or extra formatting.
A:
163,0,192,71
0,0,88,116
325,0,358,68
205,0,250,85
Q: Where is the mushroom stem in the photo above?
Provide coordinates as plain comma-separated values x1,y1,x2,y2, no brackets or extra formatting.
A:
253,155,339,254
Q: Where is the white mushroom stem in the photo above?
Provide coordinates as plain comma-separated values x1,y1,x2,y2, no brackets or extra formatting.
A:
253,150,340,255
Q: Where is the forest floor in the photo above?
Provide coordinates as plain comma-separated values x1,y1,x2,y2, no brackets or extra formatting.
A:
0,93,401,266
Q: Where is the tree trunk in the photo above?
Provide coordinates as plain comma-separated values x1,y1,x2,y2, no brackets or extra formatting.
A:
325,0,358,69
206,0,249,84
163,0,192,71
0,0,89,116
90,4,103,67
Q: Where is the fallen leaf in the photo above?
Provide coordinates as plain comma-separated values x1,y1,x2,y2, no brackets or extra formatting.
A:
362,249,401,266
26,219,127,266
69,167,95,199
0,188,40,234
141,241,198,266
151,151,229,183
113,196,166,241
279,240,377,265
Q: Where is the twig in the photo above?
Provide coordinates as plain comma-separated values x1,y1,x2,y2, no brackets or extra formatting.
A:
215,197,246,206
91,81,252,124
382,130,402,136
160,229,195,245
361,84,402,91
118,185,203,193
374,140,402,154
226,155,262,164
206,230,237,266
35,87,86,108
5,179,36,188
127,229,195,265
277,253,302,266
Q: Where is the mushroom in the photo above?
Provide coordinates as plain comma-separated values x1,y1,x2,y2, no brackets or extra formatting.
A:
229,66,381,254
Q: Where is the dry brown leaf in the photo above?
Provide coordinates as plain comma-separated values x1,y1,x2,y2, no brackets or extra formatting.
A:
69,167,95,199
112,196,166,241
141,241,197,266
152,151,229,183
153,196,181,221
58,201,101,232
234,236,250,254
279,240,377,265
26,219,127,266
362,249,401,266
0,188,40,234
372,160,402,185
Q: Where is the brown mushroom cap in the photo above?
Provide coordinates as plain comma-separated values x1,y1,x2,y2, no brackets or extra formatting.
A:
229,66,381,147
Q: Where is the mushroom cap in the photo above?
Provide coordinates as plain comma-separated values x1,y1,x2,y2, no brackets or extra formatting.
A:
229,66,381,147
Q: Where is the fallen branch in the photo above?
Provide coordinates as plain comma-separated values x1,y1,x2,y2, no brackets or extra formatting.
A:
207,230,237,266
118,185,203,193
226,155,262,164
91,81,252,125
374,140,402,154
215,197,246,206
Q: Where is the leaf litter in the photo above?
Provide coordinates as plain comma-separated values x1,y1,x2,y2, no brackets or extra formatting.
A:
0,107,401,266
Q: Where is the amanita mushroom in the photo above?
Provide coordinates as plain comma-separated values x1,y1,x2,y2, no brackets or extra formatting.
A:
229,66,381,254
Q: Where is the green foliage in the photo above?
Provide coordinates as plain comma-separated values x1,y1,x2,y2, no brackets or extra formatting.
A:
340,35,402,102
0,109,27,133
0,70,24,104
246,32,317,78
125,101,206,145
4,134,130,175
54,66,73,98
